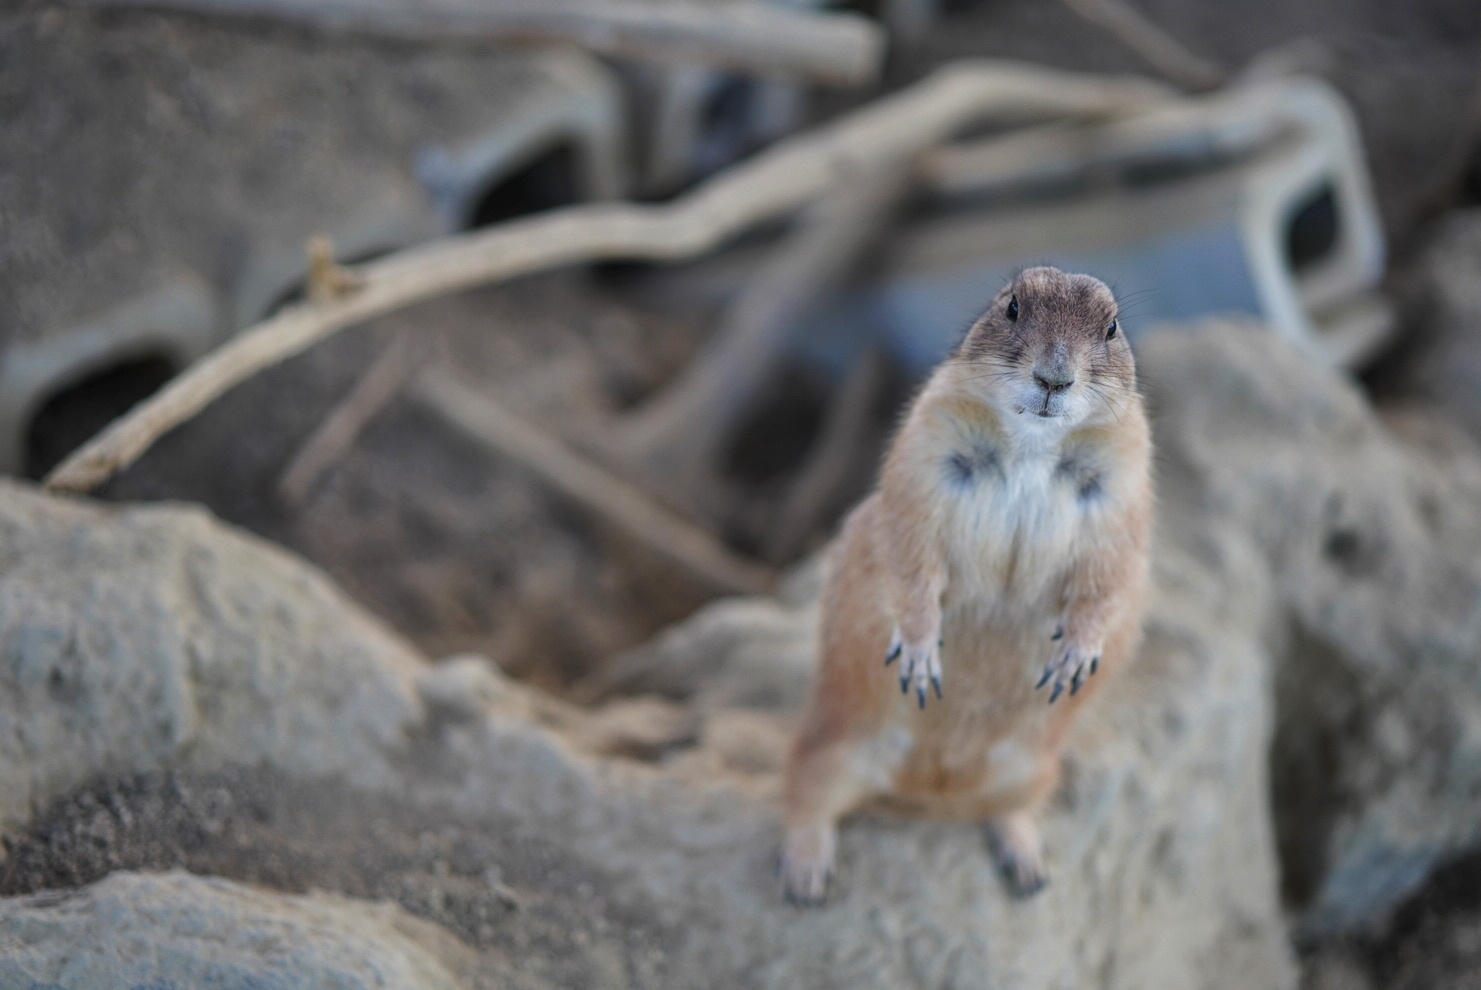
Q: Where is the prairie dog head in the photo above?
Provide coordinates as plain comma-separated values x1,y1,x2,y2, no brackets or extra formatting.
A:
956,266,1135,426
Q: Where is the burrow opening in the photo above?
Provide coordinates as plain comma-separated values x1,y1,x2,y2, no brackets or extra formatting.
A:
25,353,179,481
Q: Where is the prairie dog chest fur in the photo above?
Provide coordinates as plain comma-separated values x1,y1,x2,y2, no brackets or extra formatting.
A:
926,393,1114,619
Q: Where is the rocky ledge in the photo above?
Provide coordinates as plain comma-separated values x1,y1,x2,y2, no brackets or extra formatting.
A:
3,322,1481,988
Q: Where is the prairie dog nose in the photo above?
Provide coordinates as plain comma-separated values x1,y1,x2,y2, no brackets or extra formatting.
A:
1032,367,1074,394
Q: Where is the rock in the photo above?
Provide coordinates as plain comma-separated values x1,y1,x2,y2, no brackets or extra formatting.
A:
0,480,426,832
419,653,518,723
1301,946,1376,990
0,459,1296,987
1297,842,1481,990
440,511,1294,989
5,322,1479,983
1382,209,1481,441
426,452,1296,988
1138,319,1481,936
0,870,486,990
588,593,818,712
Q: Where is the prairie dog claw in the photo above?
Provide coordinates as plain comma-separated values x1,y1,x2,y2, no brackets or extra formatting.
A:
889,625,943,707
1035,637,1100,704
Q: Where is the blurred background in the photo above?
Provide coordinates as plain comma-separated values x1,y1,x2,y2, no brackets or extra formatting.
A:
3,1,1481,987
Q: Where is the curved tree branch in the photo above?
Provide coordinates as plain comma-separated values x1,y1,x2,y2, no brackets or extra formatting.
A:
75,0,886,86
44,61,1172,496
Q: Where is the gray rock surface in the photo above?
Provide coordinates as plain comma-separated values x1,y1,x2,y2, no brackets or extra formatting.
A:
0,870,482,990
422,519,1295,990
0,447,1297,987
590,593,818,713
29,314,1481,982
0,482,426,832
1139,319,1481,936
15,312,1479,979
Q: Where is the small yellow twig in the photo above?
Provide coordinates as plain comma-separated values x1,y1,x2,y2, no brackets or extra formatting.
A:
306,235,366,303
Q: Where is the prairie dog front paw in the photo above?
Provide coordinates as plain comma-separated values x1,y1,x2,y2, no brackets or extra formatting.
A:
886,626,942,708
1035,630,1101,703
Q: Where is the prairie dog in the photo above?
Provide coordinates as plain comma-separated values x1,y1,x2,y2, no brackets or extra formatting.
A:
780,266,1153,904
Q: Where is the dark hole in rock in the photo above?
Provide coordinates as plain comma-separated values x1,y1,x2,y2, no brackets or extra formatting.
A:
1286,184,1340,273
1271,621,1364,910
1323,524,1383,578
25,354,178,480
466,143,580,230
1324,527,1363,566
836,0,886,19
1360,845,1481,984
1301,843,1481,989
1451,138,1481,208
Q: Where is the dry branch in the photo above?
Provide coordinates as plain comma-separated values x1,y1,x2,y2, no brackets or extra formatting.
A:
79,0,885,86
306,235,366,303
613,166,909,491
276,333,423,508
409,367,775,596
44,61,1173,496
1057,0,1223,90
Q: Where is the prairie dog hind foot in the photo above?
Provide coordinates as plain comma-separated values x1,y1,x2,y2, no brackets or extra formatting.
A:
779,821,836,906
988,811,1049,897
782,811,1051,904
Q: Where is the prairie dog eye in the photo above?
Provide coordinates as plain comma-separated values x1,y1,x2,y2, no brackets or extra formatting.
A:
1106,319,1118,340
1006,296,1019,321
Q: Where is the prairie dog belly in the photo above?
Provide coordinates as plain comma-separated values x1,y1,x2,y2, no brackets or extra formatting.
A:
885,617,1055,805
933,415,1103,612
884,427,1106,802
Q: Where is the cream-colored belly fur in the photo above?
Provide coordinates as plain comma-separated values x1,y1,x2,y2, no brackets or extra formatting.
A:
883,418,1093,809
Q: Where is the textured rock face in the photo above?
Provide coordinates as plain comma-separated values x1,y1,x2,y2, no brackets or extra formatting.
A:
0,870,478,990
1138,320,1481,936
41,313,1481,980
21,312,1481,979
0,455,1297,987
0,482,427,831
519,529,1296,990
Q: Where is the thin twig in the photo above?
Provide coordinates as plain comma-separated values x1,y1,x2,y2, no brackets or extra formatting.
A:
306,235,366,303
1057,0,1223,91
78,0,885,86
276,333,423,508
44,61,1172,496
408,367,775,596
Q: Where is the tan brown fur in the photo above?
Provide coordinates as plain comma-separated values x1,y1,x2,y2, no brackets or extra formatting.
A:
780,267,1153,904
